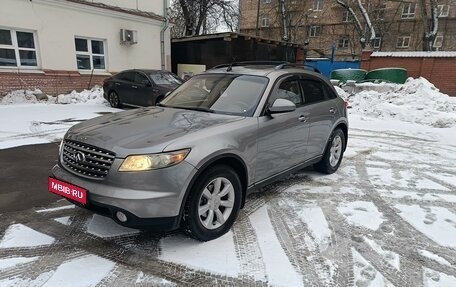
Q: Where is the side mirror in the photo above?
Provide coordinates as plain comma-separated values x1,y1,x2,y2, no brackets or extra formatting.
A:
142,79,152,86
268,98,296,114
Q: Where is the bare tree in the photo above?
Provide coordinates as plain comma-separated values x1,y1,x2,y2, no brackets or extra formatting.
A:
335,0,377,49
420,0,439,51
170,0,239,37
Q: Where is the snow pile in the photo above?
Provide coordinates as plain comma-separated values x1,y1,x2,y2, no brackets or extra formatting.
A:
0,86,108,105
53,86,107,105
0,89,44,104
340,77,456,128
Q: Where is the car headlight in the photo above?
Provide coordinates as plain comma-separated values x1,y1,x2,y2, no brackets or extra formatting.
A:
118,149,190,172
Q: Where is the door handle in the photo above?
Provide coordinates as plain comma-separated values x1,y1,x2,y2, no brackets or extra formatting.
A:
132,85,138,89
298,115,308,122
329,107,336,114
115,83,120,86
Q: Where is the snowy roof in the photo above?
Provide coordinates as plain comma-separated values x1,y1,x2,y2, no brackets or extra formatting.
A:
371,51,456,58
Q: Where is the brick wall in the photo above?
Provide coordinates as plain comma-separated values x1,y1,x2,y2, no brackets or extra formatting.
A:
361,51,456,96
0,70,110,96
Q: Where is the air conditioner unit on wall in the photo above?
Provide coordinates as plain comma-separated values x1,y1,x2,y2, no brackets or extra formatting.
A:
120,29,138,44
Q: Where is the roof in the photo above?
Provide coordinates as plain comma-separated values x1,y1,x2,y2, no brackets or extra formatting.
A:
172,32,303,48
66,0,165,22
371,51,456,58
206,65,323,79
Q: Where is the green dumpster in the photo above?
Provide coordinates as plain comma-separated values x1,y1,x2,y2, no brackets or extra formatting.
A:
365,68,408,84
330,69,367,83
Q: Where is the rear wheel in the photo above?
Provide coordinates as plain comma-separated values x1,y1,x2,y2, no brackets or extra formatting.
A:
183,165,242,241
314,128,345,174
108,91,122,108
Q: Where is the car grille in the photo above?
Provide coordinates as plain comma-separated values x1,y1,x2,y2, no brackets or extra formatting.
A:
61,139,116,179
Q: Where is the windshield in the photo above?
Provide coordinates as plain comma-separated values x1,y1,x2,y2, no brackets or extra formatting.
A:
150,73,183,86
160,74,268,116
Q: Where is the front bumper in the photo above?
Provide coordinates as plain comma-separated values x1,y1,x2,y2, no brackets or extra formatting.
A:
51,160,197,227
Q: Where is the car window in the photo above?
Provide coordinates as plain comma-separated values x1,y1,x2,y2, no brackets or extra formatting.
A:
135,72,150,85
300,79,326,104
269,78,303,106
150,72,183,86
161,74,268,116
117,71,135,82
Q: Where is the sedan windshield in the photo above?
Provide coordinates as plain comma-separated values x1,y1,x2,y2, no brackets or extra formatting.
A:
160,74,268,116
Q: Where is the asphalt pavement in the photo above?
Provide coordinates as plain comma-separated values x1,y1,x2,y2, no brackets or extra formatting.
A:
0,142,60,212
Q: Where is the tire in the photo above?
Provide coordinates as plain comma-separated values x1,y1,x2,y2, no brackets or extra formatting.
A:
183,165,242,241
314,128,345,174
108,91,122,108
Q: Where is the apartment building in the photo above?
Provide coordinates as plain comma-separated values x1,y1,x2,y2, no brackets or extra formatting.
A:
239,0,456,60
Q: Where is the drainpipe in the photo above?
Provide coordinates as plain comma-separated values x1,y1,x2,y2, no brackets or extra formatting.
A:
160,0,169,71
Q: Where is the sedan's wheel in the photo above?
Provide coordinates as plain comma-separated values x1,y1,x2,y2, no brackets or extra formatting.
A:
314,128,345,174
183,165,242,241
108,91,122,108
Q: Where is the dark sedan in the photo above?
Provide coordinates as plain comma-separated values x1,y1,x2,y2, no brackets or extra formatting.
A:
103,69,183,108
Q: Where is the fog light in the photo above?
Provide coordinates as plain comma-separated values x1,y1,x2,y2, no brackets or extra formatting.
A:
115,211,128,223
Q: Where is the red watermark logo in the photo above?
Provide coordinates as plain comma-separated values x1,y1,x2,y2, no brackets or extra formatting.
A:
48,177,87,205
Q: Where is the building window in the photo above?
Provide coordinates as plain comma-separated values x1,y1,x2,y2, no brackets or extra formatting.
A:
342,10,353,22
338,38,349,48
373,37,382,49
309,25,321,37
396,36,411,48
0,28,38,68
75,37,106,70
313,0,323,11
401,3,416,19
373,4,386,20
261,14,270,27
438,5,450,17
433,35,444,48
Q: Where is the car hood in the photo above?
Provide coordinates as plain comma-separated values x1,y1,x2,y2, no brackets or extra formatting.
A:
66,107,244,157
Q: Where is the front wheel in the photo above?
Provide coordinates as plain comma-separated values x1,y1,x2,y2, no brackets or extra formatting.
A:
314,128,345,174
183,165,242,241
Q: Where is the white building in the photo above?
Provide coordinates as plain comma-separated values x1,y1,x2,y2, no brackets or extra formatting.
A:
0,0,171,95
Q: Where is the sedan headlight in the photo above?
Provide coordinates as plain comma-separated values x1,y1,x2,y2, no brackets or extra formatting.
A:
118,149,190,172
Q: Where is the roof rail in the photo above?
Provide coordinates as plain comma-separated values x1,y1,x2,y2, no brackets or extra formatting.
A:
275,63,321,74
210,61,321,74
211,61,288,70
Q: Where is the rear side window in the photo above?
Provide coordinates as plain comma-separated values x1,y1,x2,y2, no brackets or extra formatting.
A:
117,71,135,82
300,79,326,104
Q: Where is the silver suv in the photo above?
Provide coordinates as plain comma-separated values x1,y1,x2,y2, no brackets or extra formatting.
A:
49,63,348,241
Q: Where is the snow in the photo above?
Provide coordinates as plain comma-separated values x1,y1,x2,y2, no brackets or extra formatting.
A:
159,232,240,277
363,237,400,270
418,250,451,266
0,256,39,271
296,206,332,250
338,201,385,231
395,205,456,248
0,224,55,248
41,254,116,287
36,205,75,213
423,268,456,287
53,216,72,226
0,87,118,150
135,271,175,285
249,206,303,287
352,248,394,287
342,77,456,128
86,214,139,238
